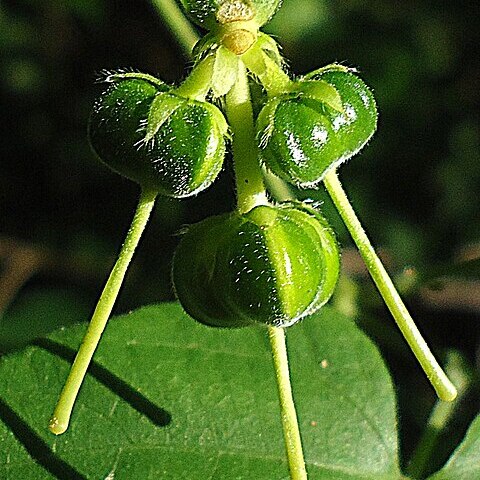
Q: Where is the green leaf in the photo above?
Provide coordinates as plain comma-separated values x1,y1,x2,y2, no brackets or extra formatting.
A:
427,415,480,480
0,303,400,479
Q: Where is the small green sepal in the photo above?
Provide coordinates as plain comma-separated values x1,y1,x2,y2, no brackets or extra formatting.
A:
211,46,240,97
296,80,344,112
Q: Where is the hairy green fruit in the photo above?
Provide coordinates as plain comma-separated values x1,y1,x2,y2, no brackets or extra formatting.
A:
172,202,340,328
257,66,378,187
178,0,282,30
89,76,227,197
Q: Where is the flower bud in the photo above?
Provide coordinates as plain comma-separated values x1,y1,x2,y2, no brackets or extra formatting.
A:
172,202,340,328
178,0,281,30
89,76,227,197
257,66,377,187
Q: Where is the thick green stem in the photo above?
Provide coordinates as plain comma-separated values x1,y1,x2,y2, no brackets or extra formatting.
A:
49,189,157,435
225,59,306,479
150,0,199,57
225,61,269,213
268,326,308,480
323,169,457,402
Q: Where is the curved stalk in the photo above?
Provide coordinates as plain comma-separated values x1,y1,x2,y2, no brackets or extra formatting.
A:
264,170,295,202
242,44,291,98
323,169,457,402
49,189,157,435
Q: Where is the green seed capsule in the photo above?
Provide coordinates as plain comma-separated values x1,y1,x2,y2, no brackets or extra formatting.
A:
257,66,378,187
178,0,282,30
89,77,227,197
172,202,340,328
172,213,253,328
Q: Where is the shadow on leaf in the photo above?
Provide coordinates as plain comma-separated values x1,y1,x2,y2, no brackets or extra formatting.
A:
33,338,172,428
0,396,86,480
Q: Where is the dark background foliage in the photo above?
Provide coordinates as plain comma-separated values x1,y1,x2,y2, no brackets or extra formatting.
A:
1,0,479,475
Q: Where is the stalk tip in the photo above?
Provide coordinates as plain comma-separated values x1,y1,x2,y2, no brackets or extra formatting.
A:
49,415,68,435
437,383,458,403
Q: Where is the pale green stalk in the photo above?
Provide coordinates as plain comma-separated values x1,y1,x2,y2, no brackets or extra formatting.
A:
264,170,295,202
174,56,214,100
323,169,457,402
49,189,157,435
269,326,308,480
150,0,198,56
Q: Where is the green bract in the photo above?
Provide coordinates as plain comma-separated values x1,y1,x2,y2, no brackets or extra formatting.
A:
89,76,228,197
172,202,340,328
257,66,378,187
178,0,282,30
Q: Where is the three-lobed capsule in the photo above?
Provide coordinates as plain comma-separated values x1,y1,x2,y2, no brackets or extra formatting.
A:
89,76,228,197
257,66,378,187
172,202,340,328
